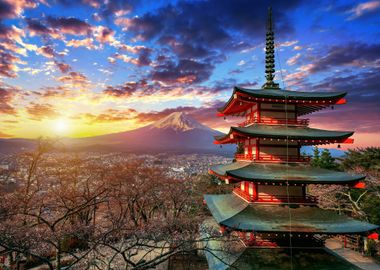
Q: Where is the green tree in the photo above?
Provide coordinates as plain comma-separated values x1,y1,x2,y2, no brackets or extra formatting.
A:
311,147,339,170
341,147,380,171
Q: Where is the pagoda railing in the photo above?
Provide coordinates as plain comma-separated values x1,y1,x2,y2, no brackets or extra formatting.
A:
233,188,255,202
256,194,318,204
238,118,309,127
235,153,311,163
233,188,318,204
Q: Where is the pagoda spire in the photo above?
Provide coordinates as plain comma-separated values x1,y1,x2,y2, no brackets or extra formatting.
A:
262,7,280,89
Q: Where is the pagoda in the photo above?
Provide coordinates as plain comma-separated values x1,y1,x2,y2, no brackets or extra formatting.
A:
203,7,379,270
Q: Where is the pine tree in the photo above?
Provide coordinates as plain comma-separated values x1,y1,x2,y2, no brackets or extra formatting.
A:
311,147,339,170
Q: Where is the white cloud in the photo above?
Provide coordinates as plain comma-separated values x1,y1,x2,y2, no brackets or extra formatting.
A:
346,1,380,20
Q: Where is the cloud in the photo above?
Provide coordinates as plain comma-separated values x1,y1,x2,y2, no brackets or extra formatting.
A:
0,25,36,78
116,45,152,66
26,18,60,39
37,45,56,58
285,43,380,86
151,59,213,84
26,102,59,120
346,1,380,20
36,85,72,98
56,71,89,88
303,67,380,133
309,43,380,73
116,0,301,61
0,131,12,138
102,79,150,97
47,16,92,36
286,53,301,66
93,25,116,45
81,108,138,124
279,40,298,47
0,0,38,19
0,85,17,115
0,51,22,78
55,62,71,73
66,37,96,49
113,49,152,66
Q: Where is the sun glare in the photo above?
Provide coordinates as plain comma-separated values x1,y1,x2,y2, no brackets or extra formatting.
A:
53,119,69,134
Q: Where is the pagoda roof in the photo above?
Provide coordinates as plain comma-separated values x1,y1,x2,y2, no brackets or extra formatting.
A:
235,87,346,101
204,194,379,233
202,219,362,270
214,124,353,144
210,162,365,184
218,87,347,116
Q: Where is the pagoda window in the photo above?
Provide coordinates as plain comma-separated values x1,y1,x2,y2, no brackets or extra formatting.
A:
260,146,299,157
260,103,296,121
257,185,304,203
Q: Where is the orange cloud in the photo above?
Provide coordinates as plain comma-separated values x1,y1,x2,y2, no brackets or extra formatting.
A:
26,102,60,121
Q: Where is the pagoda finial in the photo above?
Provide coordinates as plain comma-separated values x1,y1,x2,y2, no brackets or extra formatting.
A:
262,7,280,89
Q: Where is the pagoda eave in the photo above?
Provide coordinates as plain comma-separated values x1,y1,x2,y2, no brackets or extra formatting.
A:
218,87,347,116
209,162,365,185
214,125,354,145
205,194,380,234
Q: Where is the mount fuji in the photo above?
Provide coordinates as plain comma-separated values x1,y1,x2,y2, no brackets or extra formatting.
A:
0,112,235,155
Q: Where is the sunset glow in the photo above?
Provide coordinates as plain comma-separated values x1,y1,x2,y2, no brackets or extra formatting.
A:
0,0,379,148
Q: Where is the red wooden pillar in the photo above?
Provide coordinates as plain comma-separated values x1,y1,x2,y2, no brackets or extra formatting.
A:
245,182,250,196
249,232,255,243
344,235,347,248
257,103,261,123
256,139,260,160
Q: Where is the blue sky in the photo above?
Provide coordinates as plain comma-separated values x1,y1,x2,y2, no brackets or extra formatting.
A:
0,0,379,147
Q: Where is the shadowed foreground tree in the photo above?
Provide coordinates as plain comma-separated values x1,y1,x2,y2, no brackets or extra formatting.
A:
310,147,380,223
0,140,235,269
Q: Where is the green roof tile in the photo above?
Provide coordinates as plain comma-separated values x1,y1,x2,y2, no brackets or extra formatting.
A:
204,194,379,233
202,218,362,270
215,124,353,142
210,162,364,184
235,87,346,100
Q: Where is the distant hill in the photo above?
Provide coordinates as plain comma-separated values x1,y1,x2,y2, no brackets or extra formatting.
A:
0,112,235,155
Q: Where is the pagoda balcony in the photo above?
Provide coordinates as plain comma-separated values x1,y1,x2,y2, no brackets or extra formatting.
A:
234,153,311,163
238,118,309,127
233,188,318,204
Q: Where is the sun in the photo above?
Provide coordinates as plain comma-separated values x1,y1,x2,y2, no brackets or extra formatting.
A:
53,119,69,134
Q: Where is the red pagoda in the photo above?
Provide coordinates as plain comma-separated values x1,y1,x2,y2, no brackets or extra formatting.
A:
203,7,379,270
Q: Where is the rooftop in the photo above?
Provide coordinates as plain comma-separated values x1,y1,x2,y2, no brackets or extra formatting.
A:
218,87,347,116
215,124,353,144
204,194,379,233
202,219,362,270
210,162,365,184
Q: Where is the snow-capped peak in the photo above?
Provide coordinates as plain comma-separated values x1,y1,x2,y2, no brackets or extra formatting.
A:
150,112,210,131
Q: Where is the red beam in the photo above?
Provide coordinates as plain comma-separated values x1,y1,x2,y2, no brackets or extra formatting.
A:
342,138,354,144
336,98,347,105
353,182,366,189
368,232,379,240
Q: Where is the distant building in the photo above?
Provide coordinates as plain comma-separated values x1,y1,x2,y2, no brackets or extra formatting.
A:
203,7,379,270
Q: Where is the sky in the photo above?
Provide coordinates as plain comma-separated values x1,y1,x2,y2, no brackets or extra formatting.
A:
0,0,379,148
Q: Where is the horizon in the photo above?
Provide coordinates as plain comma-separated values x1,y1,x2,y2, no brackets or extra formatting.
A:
0,0,380,150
